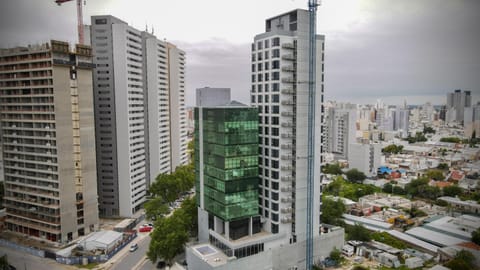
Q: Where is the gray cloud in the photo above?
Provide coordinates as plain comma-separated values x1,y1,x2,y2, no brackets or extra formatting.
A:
1,0,479,106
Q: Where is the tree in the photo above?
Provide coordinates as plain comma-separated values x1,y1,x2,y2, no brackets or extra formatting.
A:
443,185,463,197
352,266,369,270
426,169,445,181
322,163,343,175
345,169,366,183
440,137,461,143
329,248,343,265
445,250,475,270
347,224,371,242
148,213,189,266
0,255,9,270
405,177,429,198
382,144,403,154
423,125,435,134
472,227,480,245
321,197,346,226
437,163,449,170
383,183,393,193
144,197,169,221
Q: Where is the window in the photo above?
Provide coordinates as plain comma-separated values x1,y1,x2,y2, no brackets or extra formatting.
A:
264,116,269,124
251,74,256,82
258,63,262,71
264,51,269,59
272,160,279,169
257,41,263,50
258,74,263,82
272,72,280,80
265,95,269,102
271,149,279,157
272,106,279,114
272,128,279,136
272,213,279,222
252,54,256,61
264,62,270,70
265,73,269,81
258,95,263,103
272,49,280,58
258,52,263,61
272,170,279,179
271,138,279,146
265,84,269,92
264,39,270,48
272,60,280,69
272,223,278,233
272,94,279,102
251,95,255,103
264,105,269,113
272,83,279,92
251,43,255,51
258,84,263,92
272,37,280,46
252,85,256,92
252,64,255,72
95,18,107,24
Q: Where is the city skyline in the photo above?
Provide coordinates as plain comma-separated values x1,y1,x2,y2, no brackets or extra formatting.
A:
1,0,479,106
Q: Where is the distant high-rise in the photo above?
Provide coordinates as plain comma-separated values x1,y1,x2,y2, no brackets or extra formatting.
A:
90,15,188,217
348,142,381,177
446,89,472,124
392,107,409,138
325,107,356,160
0,41,99,243
196,87,231,107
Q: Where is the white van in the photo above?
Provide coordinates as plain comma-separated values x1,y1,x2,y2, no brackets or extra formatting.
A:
342,244,354,257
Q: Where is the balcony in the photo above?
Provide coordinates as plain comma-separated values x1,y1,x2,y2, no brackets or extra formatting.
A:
281,165,293,170
281,133,294,139
281,88,295,95
281,77,295,84
282,43,295,50
281,144,293,150
281,111,294,117
281,122,294,128
281,65,295,72
281,186,293,192
282,54,295,61
281,176,294,182
281,216,293,223
281,207,293,213
281,155,294,160
281,197,293,203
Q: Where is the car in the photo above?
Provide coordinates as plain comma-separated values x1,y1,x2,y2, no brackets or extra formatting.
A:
147,223,154,227
139,226,152,232
156,260,166,269
129,243,138,252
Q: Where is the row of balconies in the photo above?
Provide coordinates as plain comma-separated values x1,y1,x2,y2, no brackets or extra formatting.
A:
5,217,61,234
281,88,295,95
281,176,294,182
4,196,60,209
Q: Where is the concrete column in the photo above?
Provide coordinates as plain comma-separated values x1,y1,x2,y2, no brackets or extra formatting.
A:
249,217,253,236
225,221,229,240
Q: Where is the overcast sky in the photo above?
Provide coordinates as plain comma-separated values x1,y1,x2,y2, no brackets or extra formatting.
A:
1,0,479,106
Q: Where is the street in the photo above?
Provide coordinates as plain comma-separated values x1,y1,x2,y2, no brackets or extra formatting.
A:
0,245,77,270
110,233,151,270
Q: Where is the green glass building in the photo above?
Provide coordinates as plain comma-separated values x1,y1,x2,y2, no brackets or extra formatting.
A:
195,103,260,241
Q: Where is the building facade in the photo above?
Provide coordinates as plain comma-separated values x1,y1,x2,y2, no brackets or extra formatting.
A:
0,40,99,243
325,107,356,160
446,89,472,124
348,142,382,177
196,87,231,107
195,103,260,244
251,8,324,243
90,15,188,217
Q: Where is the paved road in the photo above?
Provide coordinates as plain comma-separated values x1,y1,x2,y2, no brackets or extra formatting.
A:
109,233,151,270
0,245,76,270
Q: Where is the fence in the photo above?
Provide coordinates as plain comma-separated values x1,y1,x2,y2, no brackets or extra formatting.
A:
0,238,45,258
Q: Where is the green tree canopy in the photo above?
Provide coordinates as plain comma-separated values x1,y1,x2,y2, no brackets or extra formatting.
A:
322,163,343,175
426,169,445,181
347,223,371,242
440,137,461,143
345,168,367,183
321,196,346,226
437,163,449,170
472,227,480,246
382,144,404,154
445,250,476,270
148,196,197,265
423,125,435,134
0,255,9,270
443,185,463,197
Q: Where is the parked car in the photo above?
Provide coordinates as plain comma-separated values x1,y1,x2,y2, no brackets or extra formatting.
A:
139,226,152,232
129,243,138,252
156,260,166,269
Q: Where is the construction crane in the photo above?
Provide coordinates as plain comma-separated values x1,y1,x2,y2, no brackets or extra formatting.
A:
55,0,85,44
306,0,320,269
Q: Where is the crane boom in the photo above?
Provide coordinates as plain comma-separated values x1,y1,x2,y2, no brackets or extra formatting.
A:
55,0,85,45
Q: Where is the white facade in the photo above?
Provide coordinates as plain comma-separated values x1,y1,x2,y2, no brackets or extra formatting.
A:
168,44,189,169
91,16,188,217
392,107,409,138
348,143,382,177
251,9,324,245
196,87,231,107
446,89,472,124
325,107,356,159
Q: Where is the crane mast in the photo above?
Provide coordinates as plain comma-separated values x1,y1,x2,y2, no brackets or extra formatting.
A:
55,0,85,45
306,0,320,269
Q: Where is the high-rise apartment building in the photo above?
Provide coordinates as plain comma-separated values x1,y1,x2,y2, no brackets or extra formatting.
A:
325,107,356,160
0,40,99,243
348,142,381,177
446,89,472,124
90,15,188,217
392,106,409,138
187,9,343,270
